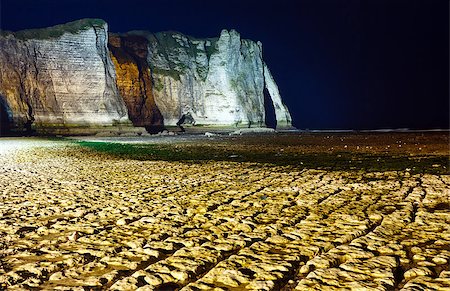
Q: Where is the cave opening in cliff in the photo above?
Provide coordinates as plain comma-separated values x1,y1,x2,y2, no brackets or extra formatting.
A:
263,87,277,129
0,96,12,136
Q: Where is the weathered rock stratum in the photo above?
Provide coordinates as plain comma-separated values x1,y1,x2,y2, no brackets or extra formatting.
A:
0,19,292,135
0,19,131,135
134,29,292,128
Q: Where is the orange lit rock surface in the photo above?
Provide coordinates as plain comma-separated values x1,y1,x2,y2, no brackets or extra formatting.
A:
108,34,163,132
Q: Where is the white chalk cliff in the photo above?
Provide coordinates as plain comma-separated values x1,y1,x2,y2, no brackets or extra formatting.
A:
0,19,130,134
0,19,292,135
141,29,292,128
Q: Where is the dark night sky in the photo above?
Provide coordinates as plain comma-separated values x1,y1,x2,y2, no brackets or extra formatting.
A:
1,0,448,130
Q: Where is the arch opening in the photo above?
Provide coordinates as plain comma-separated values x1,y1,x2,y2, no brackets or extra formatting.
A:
263,86,277,129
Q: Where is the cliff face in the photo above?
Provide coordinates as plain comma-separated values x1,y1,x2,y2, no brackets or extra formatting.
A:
108,34,164,132
138,29,292,128
0,19,292,135
0,19,130,133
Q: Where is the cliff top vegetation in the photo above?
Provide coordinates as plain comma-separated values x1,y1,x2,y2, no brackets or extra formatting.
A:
1,18,106,40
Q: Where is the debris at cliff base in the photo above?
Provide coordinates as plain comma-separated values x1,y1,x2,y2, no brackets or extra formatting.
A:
229,128,276,136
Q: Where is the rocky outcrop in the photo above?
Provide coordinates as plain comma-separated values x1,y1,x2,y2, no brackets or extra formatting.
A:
137,29,292,128
108,34,164,133
0,19,130,134
0,19,292,135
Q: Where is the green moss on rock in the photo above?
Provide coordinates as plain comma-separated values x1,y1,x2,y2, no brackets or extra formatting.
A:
128,30,219,81
153,78,165,91
152,67,182,81
76,141,449,175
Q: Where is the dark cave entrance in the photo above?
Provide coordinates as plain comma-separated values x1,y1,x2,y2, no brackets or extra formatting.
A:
0,96,12,136
263,87,277,129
